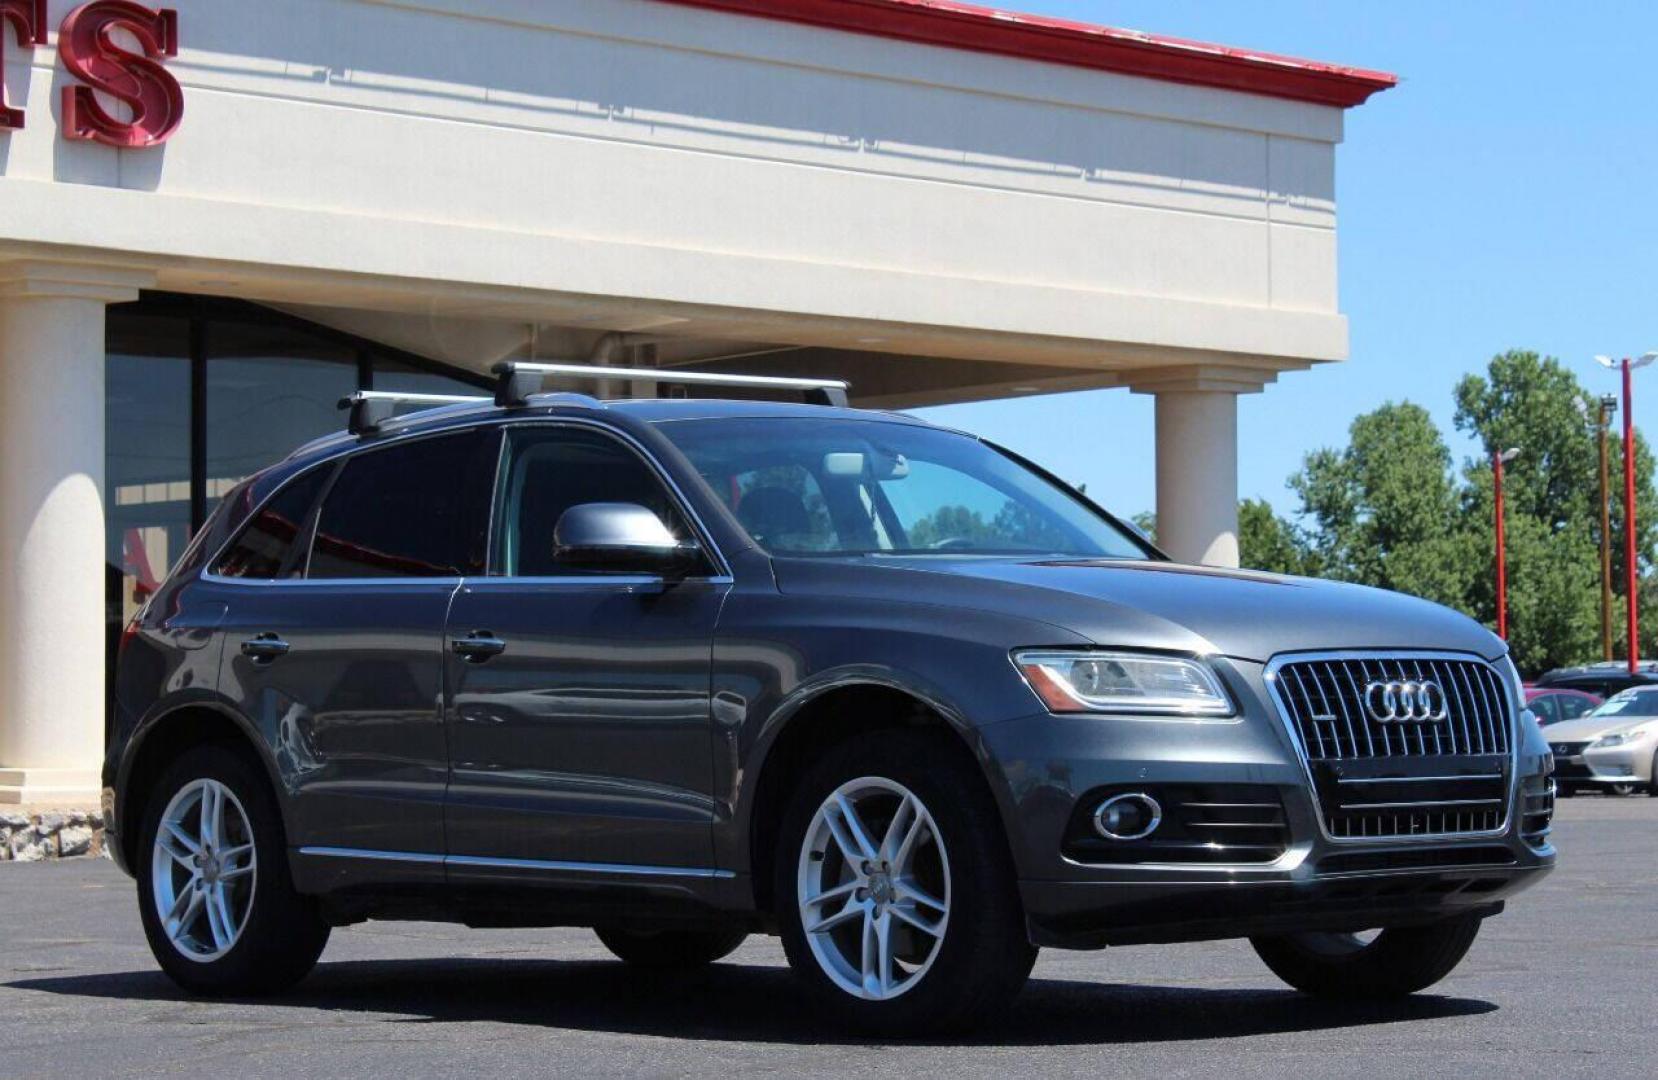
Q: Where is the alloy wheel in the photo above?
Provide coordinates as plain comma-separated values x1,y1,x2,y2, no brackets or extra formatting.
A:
796,777,950,1000
150,778,258,962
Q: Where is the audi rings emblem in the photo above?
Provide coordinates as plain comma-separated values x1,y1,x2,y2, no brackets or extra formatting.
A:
1363,679,1448,723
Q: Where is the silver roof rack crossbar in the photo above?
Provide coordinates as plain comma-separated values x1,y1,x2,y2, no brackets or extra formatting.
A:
492,361,850,408
340,390,491,435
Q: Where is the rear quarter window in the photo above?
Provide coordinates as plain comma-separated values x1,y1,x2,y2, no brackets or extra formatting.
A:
212,466,332,580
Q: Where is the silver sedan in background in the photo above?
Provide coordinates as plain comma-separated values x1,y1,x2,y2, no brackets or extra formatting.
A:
1548,687,1658,797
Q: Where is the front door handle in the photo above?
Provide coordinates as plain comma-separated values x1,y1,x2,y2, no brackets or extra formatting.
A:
240,633,290,663
451,631,507,663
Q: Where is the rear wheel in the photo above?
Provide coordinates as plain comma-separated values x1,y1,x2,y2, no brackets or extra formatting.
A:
775,729,1036,1035
1250,914,1483,998
1648,751,1658,797
137,745,330,995
594,926,748,968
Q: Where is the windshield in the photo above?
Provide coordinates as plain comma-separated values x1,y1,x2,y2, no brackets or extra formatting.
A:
657,417,1150,559
1589,688,1658,719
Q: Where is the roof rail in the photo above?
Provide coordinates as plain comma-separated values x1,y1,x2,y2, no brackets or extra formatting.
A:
492,361,850,408
339,390,491,435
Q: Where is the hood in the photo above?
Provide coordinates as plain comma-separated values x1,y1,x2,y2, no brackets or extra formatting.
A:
771,556,1505,664
1541,713,1649,741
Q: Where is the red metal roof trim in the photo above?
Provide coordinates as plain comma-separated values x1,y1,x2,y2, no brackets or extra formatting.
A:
656,0,1396,107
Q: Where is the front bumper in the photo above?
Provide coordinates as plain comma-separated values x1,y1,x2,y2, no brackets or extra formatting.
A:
978,659,1555,950
1580,741,1656,786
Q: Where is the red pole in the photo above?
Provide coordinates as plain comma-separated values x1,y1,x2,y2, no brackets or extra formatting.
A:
1494,452,1508,639
1624,357,1640,674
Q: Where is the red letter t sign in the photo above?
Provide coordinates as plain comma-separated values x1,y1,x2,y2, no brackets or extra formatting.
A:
0,0,47,131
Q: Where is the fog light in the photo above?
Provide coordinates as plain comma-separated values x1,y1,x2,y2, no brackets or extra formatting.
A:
1093,793,1162,841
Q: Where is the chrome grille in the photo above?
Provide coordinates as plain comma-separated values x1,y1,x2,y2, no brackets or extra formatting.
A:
1274,656,1512,761
1269,654,1516,842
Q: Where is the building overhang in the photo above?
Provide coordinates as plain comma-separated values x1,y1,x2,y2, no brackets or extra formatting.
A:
656,0,1396,107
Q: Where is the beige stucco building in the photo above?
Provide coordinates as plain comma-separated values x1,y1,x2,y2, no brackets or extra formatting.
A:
0,0,1391,806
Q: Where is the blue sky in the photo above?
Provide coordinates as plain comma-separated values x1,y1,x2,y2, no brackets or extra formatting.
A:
913,0,1658,519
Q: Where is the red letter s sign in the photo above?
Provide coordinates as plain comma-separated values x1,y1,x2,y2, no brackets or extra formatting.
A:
0,0,47,131
59,1,182,147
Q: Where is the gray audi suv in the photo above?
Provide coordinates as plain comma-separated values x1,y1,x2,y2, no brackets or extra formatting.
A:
107,367,1555,1033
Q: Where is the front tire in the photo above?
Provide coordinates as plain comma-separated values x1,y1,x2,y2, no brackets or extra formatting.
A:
137,745,330,995
594,926,748,968
1250,914,1483,998
774,729,1036,1035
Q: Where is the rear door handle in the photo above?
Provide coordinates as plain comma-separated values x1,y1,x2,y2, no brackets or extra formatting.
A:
451,631,507,663
240,633,290,663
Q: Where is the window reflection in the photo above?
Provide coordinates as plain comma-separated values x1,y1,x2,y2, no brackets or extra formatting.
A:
206,323,356,512
106,314,191,686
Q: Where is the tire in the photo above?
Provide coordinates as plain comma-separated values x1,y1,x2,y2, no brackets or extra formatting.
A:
1648,751,1658,797
1250,914,1483,998
594,926,748,968
1556,784,1577,798
774,728,1037,1035
1607,783,1639,798
137,744,330,995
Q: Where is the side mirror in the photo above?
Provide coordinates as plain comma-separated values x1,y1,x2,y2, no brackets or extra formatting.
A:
552,502,702,577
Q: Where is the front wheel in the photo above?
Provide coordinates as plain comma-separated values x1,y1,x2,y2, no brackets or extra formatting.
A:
1250,914,1483,998
137,745,330,995
594,926,748,968
775,729,1036,1035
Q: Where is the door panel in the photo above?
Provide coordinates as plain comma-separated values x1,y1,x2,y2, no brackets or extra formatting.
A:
219,581,457,855
212,427,494,862
444,578,727,868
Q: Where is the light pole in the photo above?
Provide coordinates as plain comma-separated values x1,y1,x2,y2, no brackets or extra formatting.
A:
1493,447,1520,640
1596,352,1658,673
1598,394,1618,660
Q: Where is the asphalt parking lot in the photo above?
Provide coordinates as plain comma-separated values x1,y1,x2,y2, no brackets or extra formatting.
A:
2,796,1654,1080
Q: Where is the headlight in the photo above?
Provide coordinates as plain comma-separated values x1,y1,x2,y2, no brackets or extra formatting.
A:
1014,650,1234,717
1591,732,1629,749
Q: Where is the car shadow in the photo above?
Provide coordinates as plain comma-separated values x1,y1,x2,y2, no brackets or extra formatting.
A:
4,957,1496,1046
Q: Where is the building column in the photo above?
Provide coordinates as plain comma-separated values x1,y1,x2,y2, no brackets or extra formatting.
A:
0,262,152,805
1130,366,1277,568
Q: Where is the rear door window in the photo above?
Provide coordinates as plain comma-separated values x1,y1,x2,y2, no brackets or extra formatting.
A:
1557,695,1593,720
308,430,495,579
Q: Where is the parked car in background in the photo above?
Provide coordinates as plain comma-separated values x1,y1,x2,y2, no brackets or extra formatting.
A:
1524,687,1601,727
1533,660,1658,699
1545,687,1658,796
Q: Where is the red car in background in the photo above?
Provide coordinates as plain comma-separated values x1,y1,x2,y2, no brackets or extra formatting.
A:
1525,686,1603,727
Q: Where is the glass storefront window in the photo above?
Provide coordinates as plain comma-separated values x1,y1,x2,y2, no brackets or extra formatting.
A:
106,314,192,700
206,322,357,510
106,316,192,617
373,357,487,400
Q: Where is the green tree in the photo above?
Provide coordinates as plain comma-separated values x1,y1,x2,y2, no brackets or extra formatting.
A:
1290,402,1473,609
1453,350,1657,672
1237,498,1318,576
906,505,995,549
